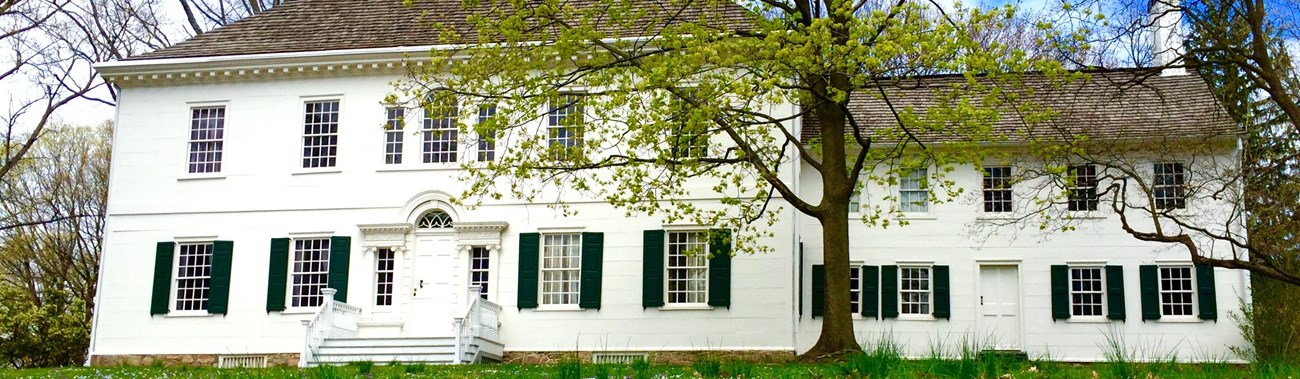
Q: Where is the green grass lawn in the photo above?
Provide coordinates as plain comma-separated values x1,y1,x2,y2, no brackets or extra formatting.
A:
2,358,1298,379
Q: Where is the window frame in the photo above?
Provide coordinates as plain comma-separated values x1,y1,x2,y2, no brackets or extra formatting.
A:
186,105,226,174
539,233,583,308
1067,164,1099,211
982,166,1013,213
476,104,497,162
849,264,863,316
374,248,395,308
547,93,585,161
898,167,930,214
898,266,933,317
422,95,459,164
664,230,710,306
170,241,214,314
1153,162,1187,210
1068,266,1107,320
288,238,332,309
470,246,491,300
383,107,405,165
300,99,341,169
1158,265,1198,319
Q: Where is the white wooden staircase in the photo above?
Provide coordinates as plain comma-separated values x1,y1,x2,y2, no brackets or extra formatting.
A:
300,287,503,366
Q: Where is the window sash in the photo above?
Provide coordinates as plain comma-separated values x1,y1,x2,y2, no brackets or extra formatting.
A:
384,108,404,165
849,266,862,314
188,107,225,174
1069,267,1105,317
1159,266,1195,316
666,231,709,304
476,104,496,162
540,233,581,305
1153,162,1186,210
375,248,395,306
290,238,331,308
1067,165,1098,211
470,247,490,299
423,98,459,163
983,166,1013,213
174,243,213,311
899,168,929,213
548,94,584,160
302,101,340,168
899,267,931,315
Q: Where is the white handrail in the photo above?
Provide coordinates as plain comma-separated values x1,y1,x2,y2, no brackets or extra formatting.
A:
299,288,361,367
454,285,503,364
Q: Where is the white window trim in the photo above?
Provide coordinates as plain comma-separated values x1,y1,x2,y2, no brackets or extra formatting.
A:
1065,164,1105,216
168,241,215,316
1066,265,1108,322
981,165,1014,214
1156,265,1199,321
1152,162,1188,211
539,233,583,307
182,101,230,178
848,175,866,217
421,96,460,165
896,167,932,217
286,237,332,311
849,263,864,319
897,265,934,320
382,106,407,165
373,248,396,310
297,96,344,172
469,246,491,301
546,93,586,161
475,103,497,163
664,230,709,306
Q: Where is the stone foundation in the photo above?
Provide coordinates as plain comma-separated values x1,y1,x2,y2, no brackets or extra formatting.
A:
89,353,299,367
502,350,795,365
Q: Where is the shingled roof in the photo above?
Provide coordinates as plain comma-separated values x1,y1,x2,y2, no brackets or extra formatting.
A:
131,0,749,61
800,70,1239,143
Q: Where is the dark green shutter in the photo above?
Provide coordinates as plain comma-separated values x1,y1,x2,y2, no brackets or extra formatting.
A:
151,242,176,315
1139,265,1160,321
1106,265,1126,321
517,233,540,309
862,265,879,319
1051,265,1070,320
266,238,289,312
881,265,899,318
707,229,732,308
579,232,604,309
811,265,825,318
208,241,234,315
933,265,950,319
1196,264,1217,320
327,236,351,302
642,230,665,308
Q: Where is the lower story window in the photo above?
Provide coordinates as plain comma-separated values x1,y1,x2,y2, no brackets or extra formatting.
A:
666,231,709,304
375,248,394,306
174,243,213,311
1160,266,1195,316
899,267,931,315
1070,267,1104,317
541,234,581,305
849,265,862,314
470,247,490,299
291,238,331,308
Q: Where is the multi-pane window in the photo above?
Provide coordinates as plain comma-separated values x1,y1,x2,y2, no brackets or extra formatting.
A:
541,234,581,305
173,243,213,311
302,101,340,168
374,248,394,306
1067,165,1099,211
899,267,932,315
548,94,584,160
423,97,458,163
470,247,490,299
848,176,863,214
417,210,454,229
666,231,709,304
899,168,929,213
1070,267,1105,317
476,104,496,162
1159,266,1195,316
670,92,706,159
290,238,331,308
1153,162,1186,210
384,108,405,164
983,166,1013,213
187,107,225,174
849,266,862,314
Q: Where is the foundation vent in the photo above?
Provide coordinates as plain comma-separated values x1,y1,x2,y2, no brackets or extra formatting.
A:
591,352,649,365
218,355,268,368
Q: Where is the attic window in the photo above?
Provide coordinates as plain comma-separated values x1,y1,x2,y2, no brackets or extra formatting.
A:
417,210,453,229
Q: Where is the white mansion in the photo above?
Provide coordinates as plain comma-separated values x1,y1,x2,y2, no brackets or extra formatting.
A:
88,0,1247,367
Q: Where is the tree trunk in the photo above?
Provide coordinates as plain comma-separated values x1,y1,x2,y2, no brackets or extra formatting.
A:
801,207,862,360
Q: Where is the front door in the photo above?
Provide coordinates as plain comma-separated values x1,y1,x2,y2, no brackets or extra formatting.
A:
978,265,1022,351
407,234,455,336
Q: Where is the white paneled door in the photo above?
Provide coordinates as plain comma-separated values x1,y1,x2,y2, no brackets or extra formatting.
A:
408,235,455,336
978,265,1022,351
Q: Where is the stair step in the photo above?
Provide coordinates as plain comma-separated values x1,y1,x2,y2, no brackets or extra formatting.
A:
317,345,458,355
310,353,458,364
321,337,456,348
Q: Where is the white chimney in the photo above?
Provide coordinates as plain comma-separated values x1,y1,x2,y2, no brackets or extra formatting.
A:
1150,0,1187,75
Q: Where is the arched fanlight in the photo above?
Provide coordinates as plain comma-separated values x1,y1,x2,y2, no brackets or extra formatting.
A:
417,209,454,229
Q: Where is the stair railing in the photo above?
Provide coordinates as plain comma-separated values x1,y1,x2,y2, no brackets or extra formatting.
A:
298,288,361,367
453,285,503,364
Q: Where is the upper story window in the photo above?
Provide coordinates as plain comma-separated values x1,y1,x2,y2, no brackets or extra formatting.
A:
188,107,225,174
417,209,454,229
548,94,584,161
173,242,213,311
899,266,932,315
477,104,497,162
1067,164,1098,211
384,107,405,165
983,166,1012,213
1153,162,1186,210
423,96,459,163
898,168,929,213
290,238,331,308
541,233,582,305
302,100,340,168
666,231,709,305
669,91,707,159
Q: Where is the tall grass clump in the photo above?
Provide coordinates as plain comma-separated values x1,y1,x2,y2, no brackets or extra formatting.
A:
839,335,904,378
630,357,653,379
692,354,722,378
